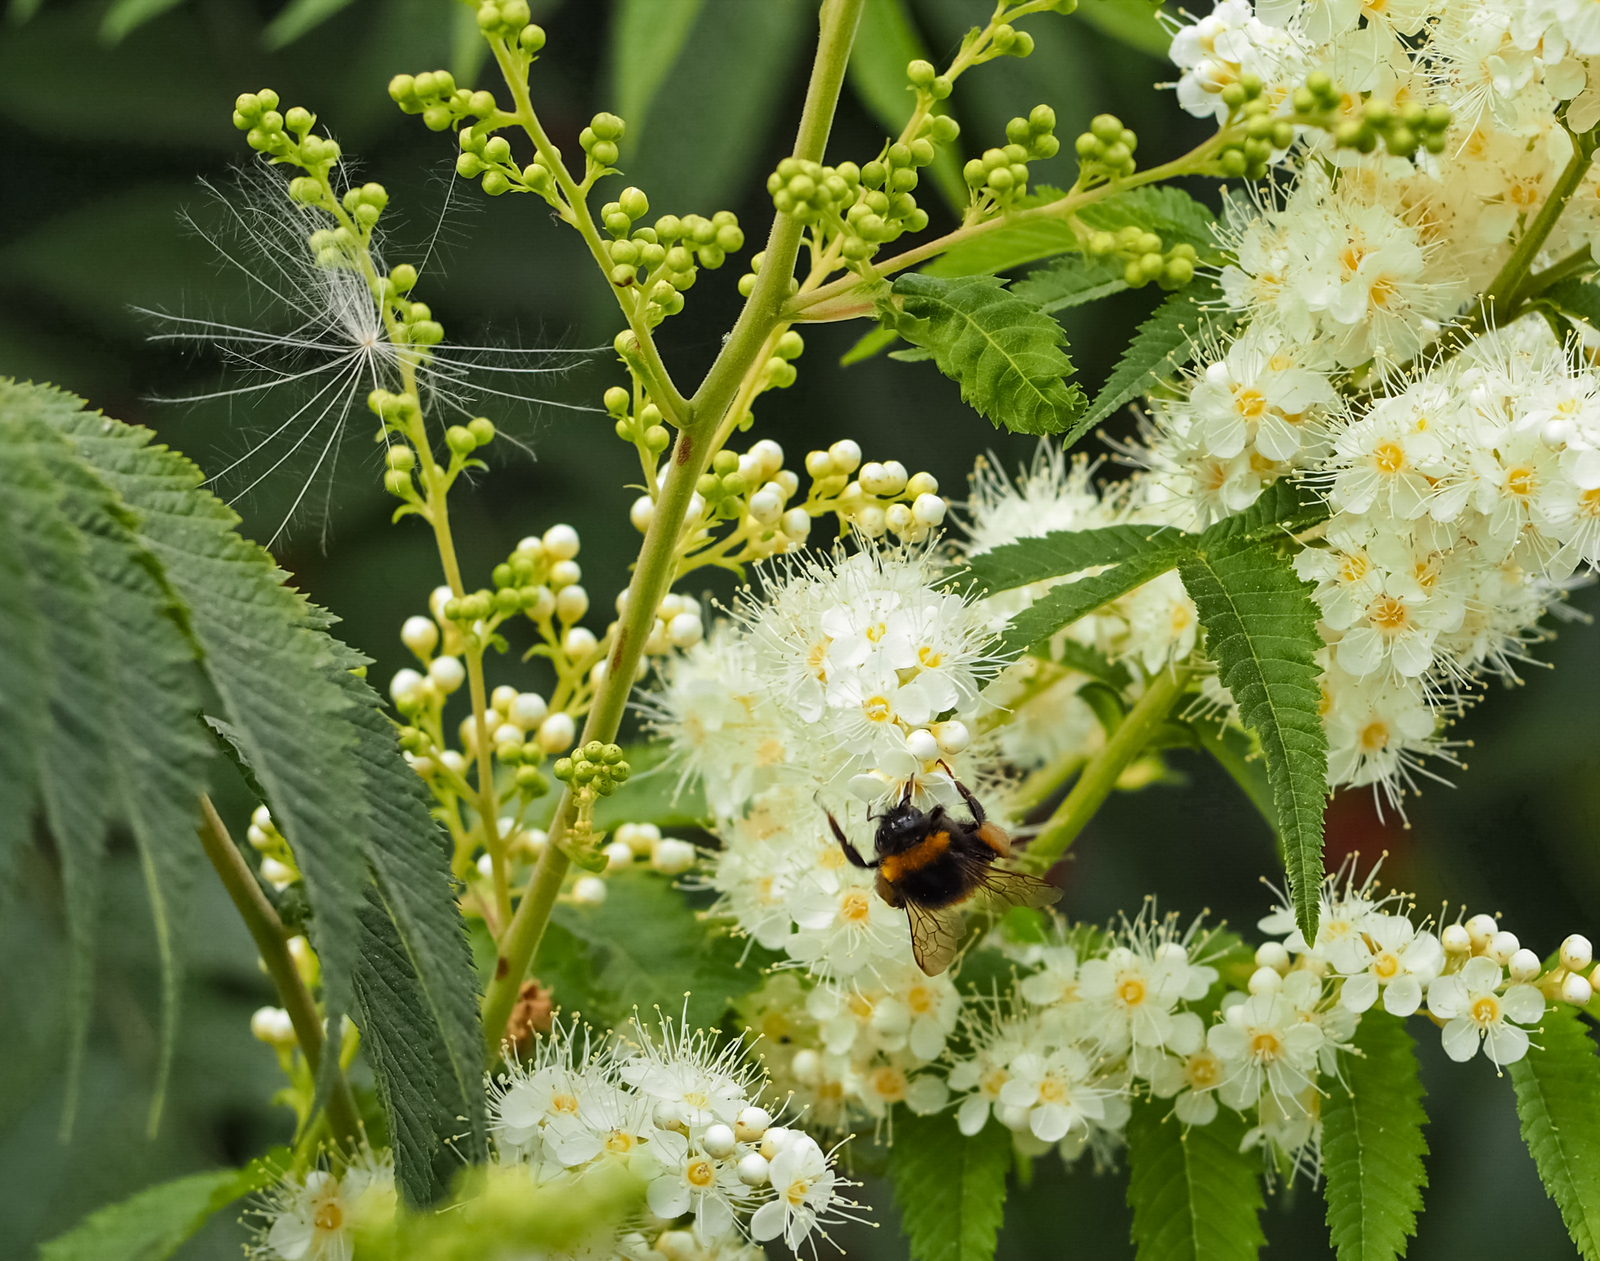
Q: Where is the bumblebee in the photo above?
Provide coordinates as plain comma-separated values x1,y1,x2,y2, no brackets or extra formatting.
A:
824,776,1061,976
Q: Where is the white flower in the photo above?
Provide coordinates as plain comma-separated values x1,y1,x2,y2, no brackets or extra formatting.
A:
1208,975,1326,1111
646,1145,748,1241
1146,1044,1227,1126
996,1047,1108,1143
750,1135,840,1253
1340,914,1442,1016
255,1154,395,1261
1426,955,1545,1066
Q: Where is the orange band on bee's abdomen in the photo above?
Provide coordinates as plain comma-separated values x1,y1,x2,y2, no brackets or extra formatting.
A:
880,831,950,883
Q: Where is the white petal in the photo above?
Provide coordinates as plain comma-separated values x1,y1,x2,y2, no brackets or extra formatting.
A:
1484,1021,1530,1067
1383,975,1422,1017
1441,1017,1480,1063
750,1200,786,1243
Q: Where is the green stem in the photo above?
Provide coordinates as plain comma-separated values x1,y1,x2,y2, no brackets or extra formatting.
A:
1516,245,1599,304
479,0,867,1059
1021,666,1194,873
196,794,363,1153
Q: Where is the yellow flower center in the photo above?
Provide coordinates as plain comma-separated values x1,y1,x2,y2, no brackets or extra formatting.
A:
1369,595,1410,634
1373,952,1400,980
1234,387,1267,418
1187,1051,1221,1088
980,1068,1010,1098
841,889,873,925
1471,994,1502,1027
788,1178,813,1206
1118,975,1148,1008
552,1092,579,1114
863,695,893,723
1581,487,1600,517
687,1158,717,1188
314,1202,343,1232
1250,1030,1285,1061
917,645,944,668
606,1129,636,1153
1505,466,1536,498
908,985,933,1014
1037,1077,1068,1105
1372,440,1407,474
1369,274,1399,309
1359,721,1391,753
1339,551,1371,583
870,1066,908,1102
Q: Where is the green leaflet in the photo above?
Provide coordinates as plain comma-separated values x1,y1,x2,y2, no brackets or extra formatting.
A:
1126,1098,1266,1261
1541,276,1600,328
888,273,1086,435
888,1109,1011,1261
1178,525,1328,944
841,324,902,365
262,0,358,48
846,0,966,213
1322,1011,1430,1261
609,0,706,155
38,1165,269,1261
1510,1005,1600,1259
1069,282,1230,447
0,450,45,891
1073,0,1175,58
97,0,183,43
1010,253,1129,313
1076,185,1221,260
537,870,774,1033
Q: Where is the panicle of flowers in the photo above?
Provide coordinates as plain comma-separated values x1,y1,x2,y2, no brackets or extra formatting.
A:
245,1149,397,1261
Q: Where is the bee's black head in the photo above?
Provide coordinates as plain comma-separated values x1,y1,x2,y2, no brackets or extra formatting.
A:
873,800,930,856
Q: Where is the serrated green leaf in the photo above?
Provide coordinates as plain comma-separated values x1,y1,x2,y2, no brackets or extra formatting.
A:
1077,185,1220,258
842,325,902,365
847,0,966,214
1069,282,1228,446
39,1166,266,1261
1543,276,1600,327
262,0,357,48
1011,253,1129,313
889,273,1085,435
0,423,48,894
610,0,705,153
1178,532,1327,943
1126,1097,1265,1261
888,1108,1011,1261
1322,1011,1429,1261
1074,0,1174,58
923,185,1081,278
538,871,771,1033
1510,1005,1600,1260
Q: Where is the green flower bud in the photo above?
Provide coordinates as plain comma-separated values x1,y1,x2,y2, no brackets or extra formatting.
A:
604,211,632,236
1239,71,1262,97
697,244,725,269
446,426,477,456
236,92,263,119
477,2,499,29
614,419,632,440
423,105,454,132
930,75,952,98
610,264,638,287
645,425,671,452
963,158,987,187
697,473,722,499
909,137,936,166
457,152,486,178
591,112,624,141
483,170,511,196
1091,113,1123,143
383,468,412,496
1424,104,1451,132
929,117,959,145
1029,104,1056,132
1031,134,1060,160
712,450,740,475
257,88,280,111
469,417,496,446
861,160,887,189
907,58,936,87
1002,142,1028,165
285,105,313,133
905,207,929,232
1220,82,1246,109
493,562,514,588
1272,121,1295,150
775,330,804,359
1164,255,1195,286
482,135,511,164
1334,119,1364,148
1006,117,1031,146
390,264,418,294
520,23,545,51
609,239,640,267
987,167,1014,192
591,141,619,167
288,176,322,204
524,164,552,192
516,766,550,796
386,445,416,471
494,588,521,614
1220,147,1248,176
887,142,912,168
603,386,630,414
716,223,744,253
553,757,574,782
619,186,649,219
1087,231,1116,255
890,167,918,193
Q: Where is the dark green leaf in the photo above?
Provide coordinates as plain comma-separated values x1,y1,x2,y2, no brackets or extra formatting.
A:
1178,533,1327,943
98,0,184,43
1126,1097,1265,1261
1011,253,1129,313
1076,185,1220,260
923,185,1080,278
888,1107,1011,1261
1543,276,1600,328
39,1167,265,1261
1192,717,1278,843
1069,282,1228,446
1510,1005,1600,1260
889,273,1085,435
1052,639,1133,690
842,325,902,365
610,0,706,153
538,871,771,1033
1074,0,1174,58
262,0,357,48
1323,1011,1429,1261
847,0,967,213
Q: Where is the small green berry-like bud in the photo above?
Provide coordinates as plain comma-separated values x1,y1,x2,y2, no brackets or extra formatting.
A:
457,152,486,178
775,330,804,359
383,470,412,496
644,425,671,452
909,137,936,166
907,59,936,88
930,115,960,143
610,264,637,287
712,450,740,476
715,223,744,252
603,386,630,414
446,426,477,456
516,766,550,796
520,23,545,51
482,170,511,195
493,563,514,588
619,186,650,220
697,473,722,499
385,445,415,471
1006,117,1031,146
591,141,619,166
930,75,952,98
591,112,624,141
553,757,574,781
468,417,496,446
963,158,987,187
1091,113,1123,143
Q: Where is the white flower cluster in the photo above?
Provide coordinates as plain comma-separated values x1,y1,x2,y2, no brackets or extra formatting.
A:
248,1019,855,1260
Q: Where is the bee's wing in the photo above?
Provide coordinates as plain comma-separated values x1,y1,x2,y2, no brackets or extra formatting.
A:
975,866,1062,912
905,902,965,977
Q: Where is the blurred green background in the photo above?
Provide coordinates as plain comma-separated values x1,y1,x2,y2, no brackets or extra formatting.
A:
2,0,1596,1256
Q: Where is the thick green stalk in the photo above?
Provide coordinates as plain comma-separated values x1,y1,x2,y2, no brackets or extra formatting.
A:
479,0,867,1057
196,795,363,1152
1022,666,1194,873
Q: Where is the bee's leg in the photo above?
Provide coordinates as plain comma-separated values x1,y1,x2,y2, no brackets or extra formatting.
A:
944,763,987,824
822,804,877,869
944,762,1012,857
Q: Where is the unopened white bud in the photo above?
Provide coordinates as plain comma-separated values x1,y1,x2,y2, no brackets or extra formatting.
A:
781,507,812,541
630,495,654,532
555,585,589,623
401,615,439,658
906,471,938,497
1561,971,1593,1007
510,692,548,729
1248,965,1282,995
390,667,426,706
251,804,273,831
775,469,799,498
1441,923,1471,953
1488,931,1520,965
1508,949,1543,982
439,750,466,775
855,505,887,537
1561,934,1593,973
759,1127,793,1160
736,1152,770,1187
572,875,607,905
512,828,547,860
651,838,697,875
476,853,494,878
805,449,834,477
623,822,660,855
789,1048,821,1085
563,626,598,657
515,536,545,560
645,618,670,654
428,656,465,693
429,584,454,621
749,489,783,525
1255,941,1291,973
738,453,765,483
703,1123,737,1159
538,712,576,753
685,492,707,524
735,1105,772,1140
657,1231,699,1261
251,1006,295,1046
549,559,582,589
879,459,908,494
247,824,271,850
751,438,784,474
906,728,940,763
668,612,703,648
543,523,580,560
912,493,946,526
603,841,633,871
828,439,861,473
1466,913,1498,950
933,720,970,755
493,723,524,747
886,502,915,536
858,461,887,493
526,586,556,620
488,685,514,712
260,857,296,889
